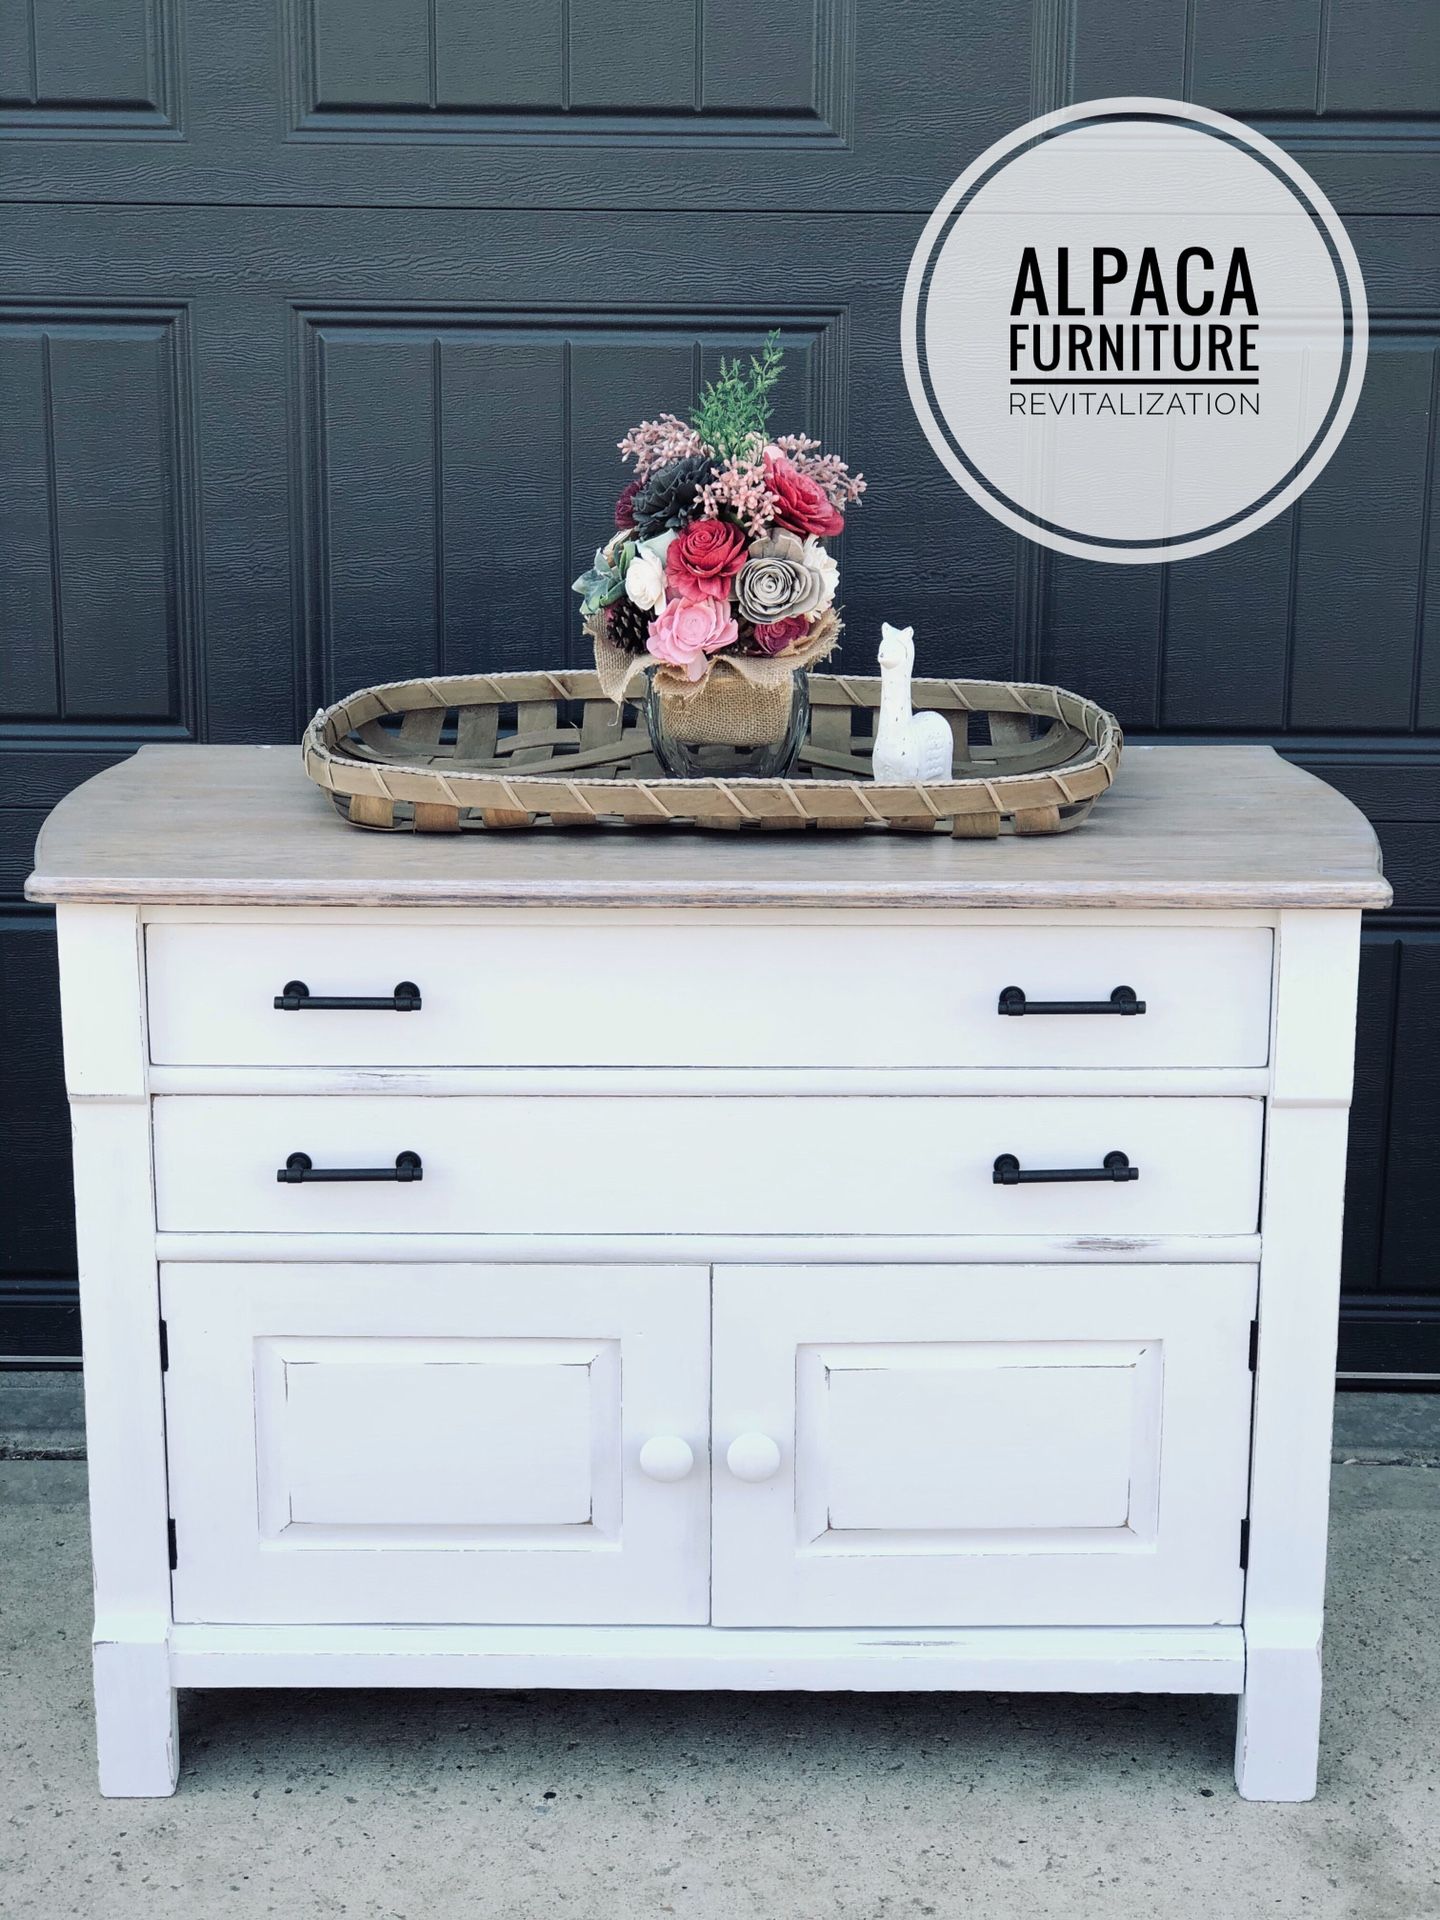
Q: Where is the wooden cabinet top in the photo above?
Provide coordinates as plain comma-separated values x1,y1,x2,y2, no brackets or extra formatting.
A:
27,743,1390,911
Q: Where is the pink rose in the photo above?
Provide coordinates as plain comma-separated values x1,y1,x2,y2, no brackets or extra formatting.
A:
752,616,810,654
764,449,845,538
665,516,748,601
647,595,738,680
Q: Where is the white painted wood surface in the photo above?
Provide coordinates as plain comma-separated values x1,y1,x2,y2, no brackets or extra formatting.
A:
56,904,148,1098
1235,910,1361,1801
145,919,1274,1070
162,1264,710,1626
36,741,1383,1799
152,1230,1266,1266
147,1064,1275,1099
711,1265,1256,1629
57,906,178,1796
150,1094,1264,1237
167,1622,1246,1694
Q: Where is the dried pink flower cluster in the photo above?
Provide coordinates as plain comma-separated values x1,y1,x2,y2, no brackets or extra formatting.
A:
616,413,705,481
772,433,868,510
696,456,775,538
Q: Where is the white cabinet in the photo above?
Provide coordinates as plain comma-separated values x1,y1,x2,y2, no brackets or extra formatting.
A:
711,1265,1256,1629
161,1257,1252,1638
29,741,1391,1799
161,1264,710,1626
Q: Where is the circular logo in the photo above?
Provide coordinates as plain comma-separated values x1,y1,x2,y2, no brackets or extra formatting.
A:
902,98,1368,564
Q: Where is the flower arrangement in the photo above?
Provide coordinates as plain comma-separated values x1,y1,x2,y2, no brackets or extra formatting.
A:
573,333,864,750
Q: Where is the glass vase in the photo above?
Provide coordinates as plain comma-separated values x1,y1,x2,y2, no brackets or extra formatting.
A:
644,667,810,780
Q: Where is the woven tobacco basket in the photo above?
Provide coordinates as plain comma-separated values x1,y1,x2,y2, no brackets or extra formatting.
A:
301,671,1122,835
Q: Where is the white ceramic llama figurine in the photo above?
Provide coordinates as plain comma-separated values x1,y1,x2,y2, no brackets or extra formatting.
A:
873,623,953,783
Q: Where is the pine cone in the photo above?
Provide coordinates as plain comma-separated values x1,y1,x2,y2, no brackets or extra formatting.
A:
606,596,652,655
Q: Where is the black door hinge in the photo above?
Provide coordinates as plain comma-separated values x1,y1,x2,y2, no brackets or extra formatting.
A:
1248,1319,1259,1371
158,1318,169,1371
167,1518,178,1571
1239,1517,1250,1570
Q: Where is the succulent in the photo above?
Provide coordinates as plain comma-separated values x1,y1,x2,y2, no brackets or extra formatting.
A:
571,535,634,617
629,454,715,539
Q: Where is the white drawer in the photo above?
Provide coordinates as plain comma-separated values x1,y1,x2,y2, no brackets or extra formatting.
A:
152,1095,1264,1237
146,921,1273,1070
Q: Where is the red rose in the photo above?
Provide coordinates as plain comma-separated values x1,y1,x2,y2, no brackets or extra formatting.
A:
764,450,845,538
614,478,642,530
665,517,748,601
752,616,809,654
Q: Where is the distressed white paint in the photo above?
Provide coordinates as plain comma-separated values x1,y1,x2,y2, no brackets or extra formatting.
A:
146,1065,1274,1099
167,1622,1246,1694
161,1264,710,1627
91,1635,178,1799
45,825,1373,1800
712,1264,1256,1629
1234,911,1361,1800
150,1094,1265,1238
58,901,178,1795
145,919,1273,1071
819,1345,1145,1531
56,903,147,1098
276,1345,601,1527
153,1230,1264,1265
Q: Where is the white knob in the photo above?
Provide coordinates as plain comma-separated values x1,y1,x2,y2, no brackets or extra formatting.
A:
638,1435,694,1483
726,1433,782,1483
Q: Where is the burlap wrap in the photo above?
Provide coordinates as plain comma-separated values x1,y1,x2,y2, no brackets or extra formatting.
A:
588,607,841,748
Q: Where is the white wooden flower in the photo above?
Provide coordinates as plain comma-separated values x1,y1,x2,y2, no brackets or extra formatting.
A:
801,536,839,609
624,547,667,612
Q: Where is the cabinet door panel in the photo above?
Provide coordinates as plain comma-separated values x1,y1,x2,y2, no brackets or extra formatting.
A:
818,1343,1151,1532
713,1264,1255,1628
162,1263,708,1624
273,1343,606,1529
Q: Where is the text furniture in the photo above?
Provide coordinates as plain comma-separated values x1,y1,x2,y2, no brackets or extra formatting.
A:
28,742,1390,1799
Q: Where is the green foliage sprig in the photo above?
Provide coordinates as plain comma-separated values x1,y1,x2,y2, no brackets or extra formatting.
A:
691,330,784,463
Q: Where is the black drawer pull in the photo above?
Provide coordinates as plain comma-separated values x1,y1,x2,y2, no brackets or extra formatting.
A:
993,1150,1138,1185
278,1151,424,1185
275,979,422,1012
997,985,1145,1017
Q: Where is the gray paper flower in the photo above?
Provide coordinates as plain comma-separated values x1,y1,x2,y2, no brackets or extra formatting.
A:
630,455,715,538
735,530,827,623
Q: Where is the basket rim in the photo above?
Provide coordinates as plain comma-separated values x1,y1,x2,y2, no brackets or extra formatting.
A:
301,668,1123,805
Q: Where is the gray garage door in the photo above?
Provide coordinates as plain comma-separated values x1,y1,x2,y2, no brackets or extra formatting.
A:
1,0,1437,1375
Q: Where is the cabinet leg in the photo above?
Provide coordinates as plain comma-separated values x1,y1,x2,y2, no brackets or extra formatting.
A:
93,1636,179,1797
1234,1639,1322,1801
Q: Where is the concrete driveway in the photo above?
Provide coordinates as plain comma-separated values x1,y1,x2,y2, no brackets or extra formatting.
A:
2,1399,1437,1920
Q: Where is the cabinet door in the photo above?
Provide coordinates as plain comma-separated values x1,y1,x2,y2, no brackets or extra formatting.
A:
162,1264,709,1625
712,1265,1256,1628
